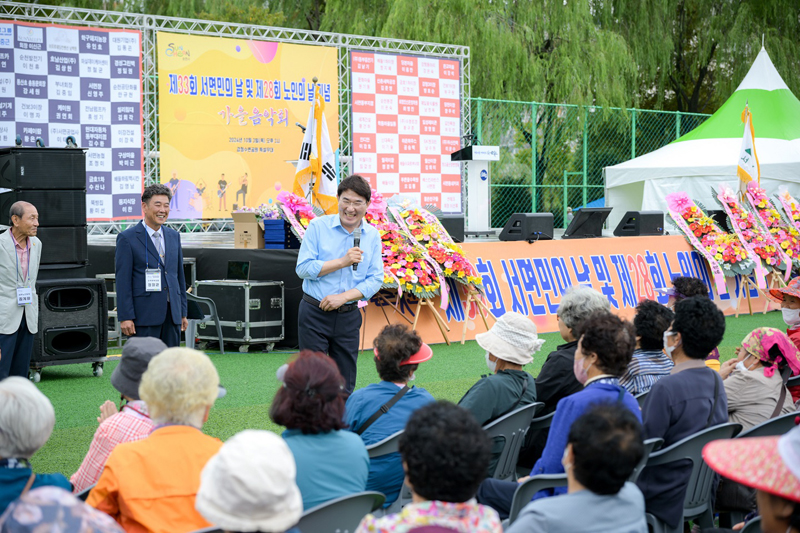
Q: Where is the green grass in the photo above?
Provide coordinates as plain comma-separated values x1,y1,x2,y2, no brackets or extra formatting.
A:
31,311,787,477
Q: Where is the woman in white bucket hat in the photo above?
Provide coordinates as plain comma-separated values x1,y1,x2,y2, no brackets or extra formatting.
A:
458,312,544,474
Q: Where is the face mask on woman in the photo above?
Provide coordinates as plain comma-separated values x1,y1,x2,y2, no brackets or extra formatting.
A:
782,308,800,327
735,353,757,373
485,351,497,373
573,353,592,385
663,331,680,359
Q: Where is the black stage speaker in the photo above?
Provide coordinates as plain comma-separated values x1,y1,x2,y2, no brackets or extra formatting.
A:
563,207,613,239
0,190,86,227
499,213,554,241
613,211,664,237
36,226,88,264
0,148,86,190
440,214,465,242
32,278,108,364
38,263,89,281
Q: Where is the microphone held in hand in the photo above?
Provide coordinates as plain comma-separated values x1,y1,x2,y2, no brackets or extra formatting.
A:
353,228,361,271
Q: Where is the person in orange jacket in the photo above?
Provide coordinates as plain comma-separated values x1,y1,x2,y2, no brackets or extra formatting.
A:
87,348,226,533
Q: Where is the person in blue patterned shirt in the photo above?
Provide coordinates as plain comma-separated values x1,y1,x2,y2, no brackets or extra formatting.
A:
619,300,675,396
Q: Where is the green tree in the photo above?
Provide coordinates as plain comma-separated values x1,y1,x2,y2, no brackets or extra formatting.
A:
599,0,800,113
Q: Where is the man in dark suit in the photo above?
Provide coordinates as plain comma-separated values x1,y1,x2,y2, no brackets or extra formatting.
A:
115,184,187,347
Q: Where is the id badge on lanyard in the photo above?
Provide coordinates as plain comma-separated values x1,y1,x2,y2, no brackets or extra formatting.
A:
13,233,31,306
144,231,163,292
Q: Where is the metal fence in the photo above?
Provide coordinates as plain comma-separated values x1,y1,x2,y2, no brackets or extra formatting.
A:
471,98,710,229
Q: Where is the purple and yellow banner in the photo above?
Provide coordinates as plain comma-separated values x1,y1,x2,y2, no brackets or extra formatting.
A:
156,33,338,219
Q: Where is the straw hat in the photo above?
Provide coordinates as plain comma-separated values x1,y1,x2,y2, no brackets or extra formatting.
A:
769,277,800,302
475,312,545,366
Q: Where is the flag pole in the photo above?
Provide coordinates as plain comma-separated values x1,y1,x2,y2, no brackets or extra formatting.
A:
305,76,319,208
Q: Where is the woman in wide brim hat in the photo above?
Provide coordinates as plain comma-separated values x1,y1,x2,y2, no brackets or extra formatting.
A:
704,425,800,533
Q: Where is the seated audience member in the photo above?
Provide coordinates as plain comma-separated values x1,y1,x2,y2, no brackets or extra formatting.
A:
0,378,71,513
637,296,728,531
769,277,800,403
87,348,225,533
659,275,720,370
704,426,800,533
0,486,124,533
271,351,369,510
71,337,166,493
345,325,435,507
458,312,542,474
478,312,641,519
619,300,674,395
719,327,799,431
356,401,502,533
519,285,610,467
196,430,303,533
506,404,647,533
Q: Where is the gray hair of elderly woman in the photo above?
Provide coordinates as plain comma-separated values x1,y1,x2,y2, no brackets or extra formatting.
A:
0,377,56,459
139,347,219,428
557,285,611,331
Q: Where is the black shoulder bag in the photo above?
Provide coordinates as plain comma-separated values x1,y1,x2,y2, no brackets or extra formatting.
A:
355,386,410,436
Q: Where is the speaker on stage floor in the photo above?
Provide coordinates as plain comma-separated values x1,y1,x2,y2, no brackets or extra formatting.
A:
0,148,86,190
613,211,664,237
440,214,465,242
32,278,108,364
37,226,88,264
0,190,86,227
499,213,554,241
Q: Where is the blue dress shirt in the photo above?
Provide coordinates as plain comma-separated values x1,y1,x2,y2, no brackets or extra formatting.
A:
296,215,383,302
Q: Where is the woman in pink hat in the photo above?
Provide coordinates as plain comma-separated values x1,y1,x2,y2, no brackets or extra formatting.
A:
719,328,800,431
704,425,800,533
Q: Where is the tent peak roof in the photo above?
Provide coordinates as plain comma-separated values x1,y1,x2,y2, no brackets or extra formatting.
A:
735,47,790,92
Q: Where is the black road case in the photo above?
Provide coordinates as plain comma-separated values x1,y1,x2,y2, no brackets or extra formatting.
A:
194,280,284,352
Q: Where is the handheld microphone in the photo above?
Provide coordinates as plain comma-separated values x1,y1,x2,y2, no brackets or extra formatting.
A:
295,122,306,133
353,228,361,271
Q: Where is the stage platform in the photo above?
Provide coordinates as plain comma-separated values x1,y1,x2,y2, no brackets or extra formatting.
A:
87,232,775,350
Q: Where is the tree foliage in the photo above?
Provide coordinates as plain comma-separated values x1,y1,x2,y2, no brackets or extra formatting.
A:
12,0,800,114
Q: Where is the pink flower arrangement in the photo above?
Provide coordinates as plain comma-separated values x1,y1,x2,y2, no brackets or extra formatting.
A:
717,188,784,268
747,186,800,266
667,192,751,275
276,191,315,230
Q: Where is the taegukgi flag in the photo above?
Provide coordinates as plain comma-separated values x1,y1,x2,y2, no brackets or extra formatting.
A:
737,102,760,188
293,84,338,214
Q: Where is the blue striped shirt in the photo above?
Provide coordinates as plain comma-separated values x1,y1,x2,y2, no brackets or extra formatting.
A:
619,349,675,396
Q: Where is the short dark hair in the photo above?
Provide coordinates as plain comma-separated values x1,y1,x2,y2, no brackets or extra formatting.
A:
399,401,490,502
634,300,675,351
142,183,172,203
373,324,422,383
672,276,708,299
671,296,725,359
578,312,636,376
568,403,644,495
337,175,371,202
269,351,348,434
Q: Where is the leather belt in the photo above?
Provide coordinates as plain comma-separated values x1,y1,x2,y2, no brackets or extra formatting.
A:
303,293,358,313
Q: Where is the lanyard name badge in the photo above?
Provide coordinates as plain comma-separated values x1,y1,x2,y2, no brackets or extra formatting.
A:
145,230,162,292
13,232,32,306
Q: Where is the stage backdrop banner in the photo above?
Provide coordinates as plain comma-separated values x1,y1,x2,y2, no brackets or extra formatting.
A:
350,51,463,213
359,236,778,349
157,33,339,219
0,20,143,221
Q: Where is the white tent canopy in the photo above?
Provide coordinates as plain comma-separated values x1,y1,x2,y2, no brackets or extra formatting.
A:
604,48,800,231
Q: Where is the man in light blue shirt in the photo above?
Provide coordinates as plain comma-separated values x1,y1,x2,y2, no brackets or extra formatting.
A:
295,175,383,391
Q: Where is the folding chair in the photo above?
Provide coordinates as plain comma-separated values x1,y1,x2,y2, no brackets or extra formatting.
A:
186,292,225,353
483,402,542,481
737,410,799,439
635,390,649,408
296,491,386,533
366,429,403,458
506,474,568,526
643,422,742,533
630,438,664,483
